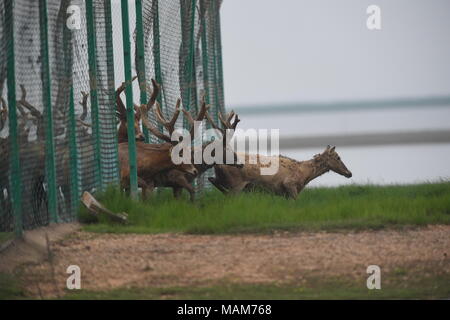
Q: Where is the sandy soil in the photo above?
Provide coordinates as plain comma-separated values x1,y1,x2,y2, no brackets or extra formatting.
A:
6,225,450,297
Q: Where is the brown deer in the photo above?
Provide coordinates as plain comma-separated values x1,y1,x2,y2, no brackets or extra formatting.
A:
150,102,242,201
118,79,200,199
209,145,352,199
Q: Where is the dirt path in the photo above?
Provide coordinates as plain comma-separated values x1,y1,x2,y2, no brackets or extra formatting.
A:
9,225,450,297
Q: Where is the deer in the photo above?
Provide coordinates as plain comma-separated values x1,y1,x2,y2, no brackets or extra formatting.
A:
118,79,199,199
18,85,96,222
150,100,242,201
208,145,352,199
0,90,49,228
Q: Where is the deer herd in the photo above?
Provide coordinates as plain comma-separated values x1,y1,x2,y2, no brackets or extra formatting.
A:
0,77,353,221
114,77,352,201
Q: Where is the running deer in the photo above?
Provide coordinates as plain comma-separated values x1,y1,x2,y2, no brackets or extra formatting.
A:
209,145,352,199
118,79,199,198
150,101,242,201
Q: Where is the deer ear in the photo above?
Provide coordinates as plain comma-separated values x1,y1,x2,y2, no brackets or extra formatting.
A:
330,146,336,152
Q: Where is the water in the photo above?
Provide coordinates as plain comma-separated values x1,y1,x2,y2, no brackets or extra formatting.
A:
232,106,450,186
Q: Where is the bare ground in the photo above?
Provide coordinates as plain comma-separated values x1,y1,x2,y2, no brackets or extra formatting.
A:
3,225,450,298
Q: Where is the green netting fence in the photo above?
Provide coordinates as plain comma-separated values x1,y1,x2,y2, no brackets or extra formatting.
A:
0,0,225,236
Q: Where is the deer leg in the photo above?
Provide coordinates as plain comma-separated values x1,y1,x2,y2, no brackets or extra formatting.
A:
173,187,183,199
138,177,153,200
120,177,130,196
283,181,299,200
180,183,195,202
184,183,195,202
172,175,195,201
228,181,250,195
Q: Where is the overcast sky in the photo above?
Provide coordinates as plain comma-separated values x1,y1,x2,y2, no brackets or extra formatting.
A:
220,0,450,107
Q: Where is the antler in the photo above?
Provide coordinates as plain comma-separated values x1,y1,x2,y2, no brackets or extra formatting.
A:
79,91,89,121
77,118,91,128
0,97,7,131
146,78,160,110
75,91,91,134
138,78,176,144
147,79,170,127
205,107,240,138
181,93,210,139
116,75,138,121
16,84,46,140
139,102,172,143
154,99,181,136
18,85,42,119
218,110,239,130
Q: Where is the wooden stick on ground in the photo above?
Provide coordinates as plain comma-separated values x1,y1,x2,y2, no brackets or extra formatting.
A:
81,191,128,224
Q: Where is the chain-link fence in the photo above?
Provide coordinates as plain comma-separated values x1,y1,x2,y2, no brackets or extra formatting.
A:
0,0,225,236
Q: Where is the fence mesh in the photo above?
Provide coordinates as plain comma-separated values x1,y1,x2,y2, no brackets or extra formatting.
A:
140,0,224,194
0,0,225,236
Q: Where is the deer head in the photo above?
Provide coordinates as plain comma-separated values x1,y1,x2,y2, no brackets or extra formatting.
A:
116,76,145,143
315,145,352,178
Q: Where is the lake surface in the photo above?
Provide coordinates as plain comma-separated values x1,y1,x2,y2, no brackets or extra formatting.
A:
232,106,450,186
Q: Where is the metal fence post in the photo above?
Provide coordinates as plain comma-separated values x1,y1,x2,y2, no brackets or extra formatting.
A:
181,0,198,190
213,0,225,115
152,0,165,143
210,0,220,125
103,0,120,185
200,0,210,108
152,0,162,93
68,86,79,214
121,0,138,198
180,0,197,122
85,0,103,191
4,0,23,236
135,0,149,143
39,0,58,223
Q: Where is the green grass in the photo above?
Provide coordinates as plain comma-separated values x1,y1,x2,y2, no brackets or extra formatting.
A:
0,232,14,246
79,182,450,234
